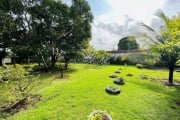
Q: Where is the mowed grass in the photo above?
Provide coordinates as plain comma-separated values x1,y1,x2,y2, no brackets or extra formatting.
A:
1,64,180,120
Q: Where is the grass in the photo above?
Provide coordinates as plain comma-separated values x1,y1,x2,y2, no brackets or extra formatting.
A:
0,64,180,120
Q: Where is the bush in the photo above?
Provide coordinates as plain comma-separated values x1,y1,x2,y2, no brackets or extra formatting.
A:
108,53,168,67
108,56,130,65
127,53,147,65
126,73,133,76
136,64,145,69
114,71,121,73
0,65,39,98
109,74,118,78
139,75,148,79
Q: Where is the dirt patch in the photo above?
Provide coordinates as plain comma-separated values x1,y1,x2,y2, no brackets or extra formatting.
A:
54,74,69,80
150,78,180,86
0,94,41,118
175,101,180,106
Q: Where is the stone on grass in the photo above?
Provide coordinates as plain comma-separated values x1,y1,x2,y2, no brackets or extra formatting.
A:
113,77,125,85
105,86,120,95
109,74,118,78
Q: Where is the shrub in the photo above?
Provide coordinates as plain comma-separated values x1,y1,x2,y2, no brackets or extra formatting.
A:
120,55,129,64
0,64,39,98
128,53,147,65
109,74,118,78
126,73,133,76
136,64,145,69
114,71,121,73
139,75,148,79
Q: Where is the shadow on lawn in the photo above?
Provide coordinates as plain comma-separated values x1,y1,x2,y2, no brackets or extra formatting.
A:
132,79,180,109
84,65,103,69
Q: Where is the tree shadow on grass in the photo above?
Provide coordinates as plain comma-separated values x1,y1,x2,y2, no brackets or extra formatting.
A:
84,65,103,69
132,79,180,110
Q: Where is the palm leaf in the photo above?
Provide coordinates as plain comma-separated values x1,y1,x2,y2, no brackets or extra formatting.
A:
138,33,161,45
155,10,170,28
140,22,156,33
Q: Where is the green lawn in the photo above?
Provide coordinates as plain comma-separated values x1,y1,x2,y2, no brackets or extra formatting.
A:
1,64,180,120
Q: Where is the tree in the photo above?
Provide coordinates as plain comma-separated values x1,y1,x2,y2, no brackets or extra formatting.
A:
0,0,93,74
141,10,180,84
11,0,37,64
25,0,72,69
118,36,139,50
61,0,93,69
0,0,24,66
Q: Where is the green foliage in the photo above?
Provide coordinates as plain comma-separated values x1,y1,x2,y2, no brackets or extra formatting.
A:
118,36,139,50
140,11,180,83
176,59,180,66
0,0,93,67
136,64,144,69
82,46,110,64
0,64,39,99
108,56,130,65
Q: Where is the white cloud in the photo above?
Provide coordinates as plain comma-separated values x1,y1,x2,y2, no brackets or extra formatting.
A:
90,0,180,50
91,16,144,50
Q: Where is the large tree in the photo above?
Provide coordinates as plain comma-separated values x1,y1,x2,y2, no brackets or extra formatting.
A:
28,0,72,68
141,10,180,84
118,36,139,50
0,0,24,66
0,0,93,70
61,0,93,69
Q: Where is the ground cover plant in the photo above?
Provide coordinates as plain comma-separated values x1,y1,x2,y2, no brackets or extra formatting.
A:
0,64,180,120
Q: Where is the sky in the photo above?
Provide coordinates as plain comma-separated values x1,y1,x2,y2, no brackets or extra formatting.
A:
64,0,180,50
87,0,180,50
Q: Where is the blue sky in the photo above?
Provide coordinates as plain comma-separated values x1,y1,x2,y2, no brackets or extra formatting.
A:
65,0,180,50
88,0,110,16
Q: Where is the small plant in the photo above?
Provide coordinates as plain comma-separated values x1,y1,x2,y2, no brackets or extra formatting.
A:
126,73,133,76
114,71,121,74
109,74,118,78
136,64,144,69
88,110,112,120
139,75,148,79
118,68,123,70
0,64,41,117
4,65,39,98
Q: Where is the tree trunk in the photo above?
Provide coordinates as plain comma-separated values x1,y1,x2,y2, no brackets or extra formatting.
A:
27,56,30,64
0,49,6,66
12,54,16,67
51,54,57,69
59,64,64,78
64,58,70,70
64,61,69,70
0,57,2,66
60,69,63,78
168,63,175,84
